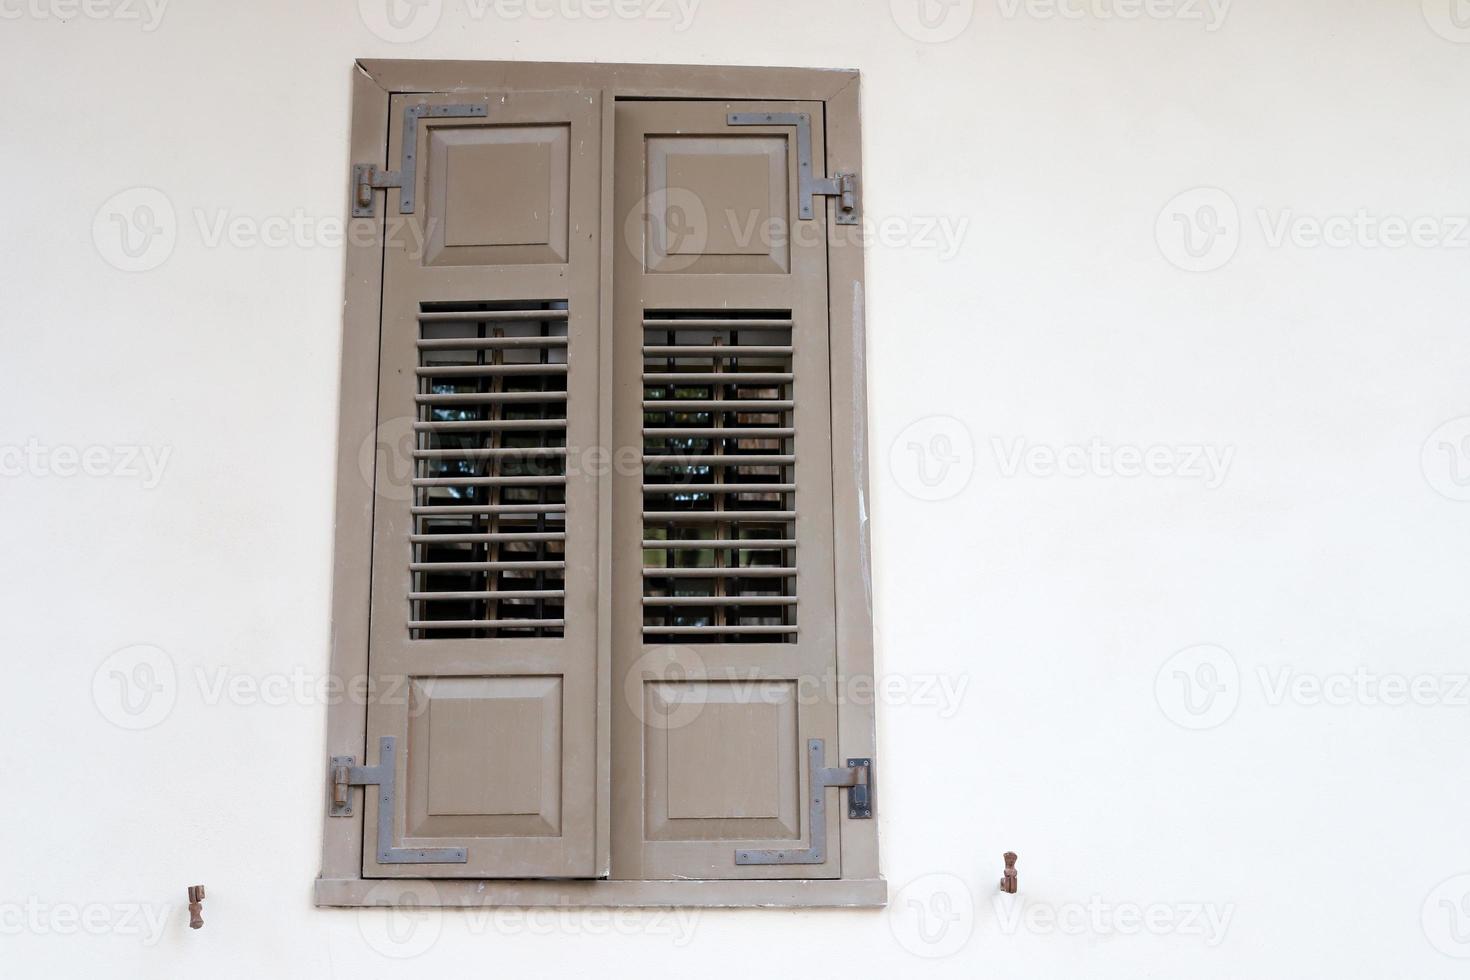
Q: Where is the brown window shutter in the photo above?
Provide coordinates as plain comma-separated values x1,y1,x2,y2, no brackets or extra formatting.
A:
362,90,602,878
609,101,844,881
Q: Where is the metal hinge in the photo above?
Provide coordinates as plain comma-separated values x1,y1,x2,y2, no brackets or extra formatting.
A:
727,112,860,225
329,736,467,865
735,739,873,866
352,102,488,218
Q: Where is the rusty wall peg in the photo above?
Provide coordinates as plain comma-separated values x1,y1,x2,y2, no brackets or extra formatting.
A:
187,886,205,930
999,852,1019,894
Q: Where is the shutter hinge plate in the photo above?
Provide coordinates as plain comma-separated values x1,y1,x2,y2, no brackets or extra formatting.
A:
735,739,872,866
727,112,860,225
329,736,468,865
352,102,488,218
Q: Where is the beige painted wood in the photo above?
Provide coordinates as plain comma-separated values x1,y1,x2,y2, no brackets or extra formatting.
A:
822,74,881,882
320,65,391,884
611,100,839,880
359,60,858,103
363,89,603,878
321,60,880,906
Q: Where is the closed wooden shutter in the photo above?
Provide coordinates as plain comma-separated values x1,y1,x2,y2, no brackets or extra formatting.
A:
363,90,602,878
610,101,842,880
336,71,872,895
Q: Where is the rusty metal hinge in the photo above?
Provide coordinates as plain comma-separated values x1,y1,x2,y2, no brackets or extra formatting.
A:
727,112,860,225
735,739,872,866
352,102,488,218
329,736,468,865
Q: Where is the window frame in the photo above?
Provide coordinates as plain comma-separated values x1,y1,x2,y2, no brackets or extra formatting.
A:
317,58,878,909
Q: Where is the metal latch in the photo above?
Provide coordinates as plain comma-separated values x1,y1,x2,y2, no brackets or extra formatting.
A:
352,102,488,218
735,739,872,866
329,736,468,865
727,112,860,225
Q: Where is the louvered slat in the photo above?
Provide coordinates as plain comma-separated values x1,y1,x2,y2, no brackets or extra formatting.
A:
411,301,570,638
640,312,798,643
644,567,797,578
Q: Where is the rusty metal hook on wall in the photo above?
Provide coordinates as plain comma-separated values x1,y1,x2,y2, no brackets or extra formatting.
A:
187,886,205,929
999,852,1018,894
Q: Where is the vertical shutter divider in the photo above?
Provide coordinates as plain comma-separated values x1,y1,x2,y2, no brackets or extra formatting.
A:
712,335,727,632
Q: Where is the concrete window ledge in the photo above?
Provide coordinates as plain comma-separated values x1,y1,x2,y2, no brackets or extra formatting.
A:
315,876,887,909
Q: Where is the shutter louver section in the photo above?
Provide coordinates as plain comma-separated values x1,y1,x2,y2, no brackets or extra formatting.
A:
411,301,570,638
640,312,798,643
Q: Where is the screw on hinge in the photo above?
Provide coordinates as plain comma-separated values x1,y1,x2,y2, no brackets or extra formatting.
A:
999,852,1019,894
187,885,205,929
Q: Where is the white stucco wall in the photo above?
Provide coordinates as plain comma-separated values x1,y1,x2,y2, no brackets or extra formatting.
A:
5,0,1470,976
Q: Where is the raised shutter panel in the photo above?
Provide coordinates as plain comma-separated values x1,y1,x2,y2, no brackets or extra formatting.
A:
363,90,602,878
610,101,842,880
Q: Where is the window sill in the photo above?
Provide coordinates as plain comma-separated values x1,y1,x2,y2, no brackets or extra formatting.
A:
315,876,887,909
